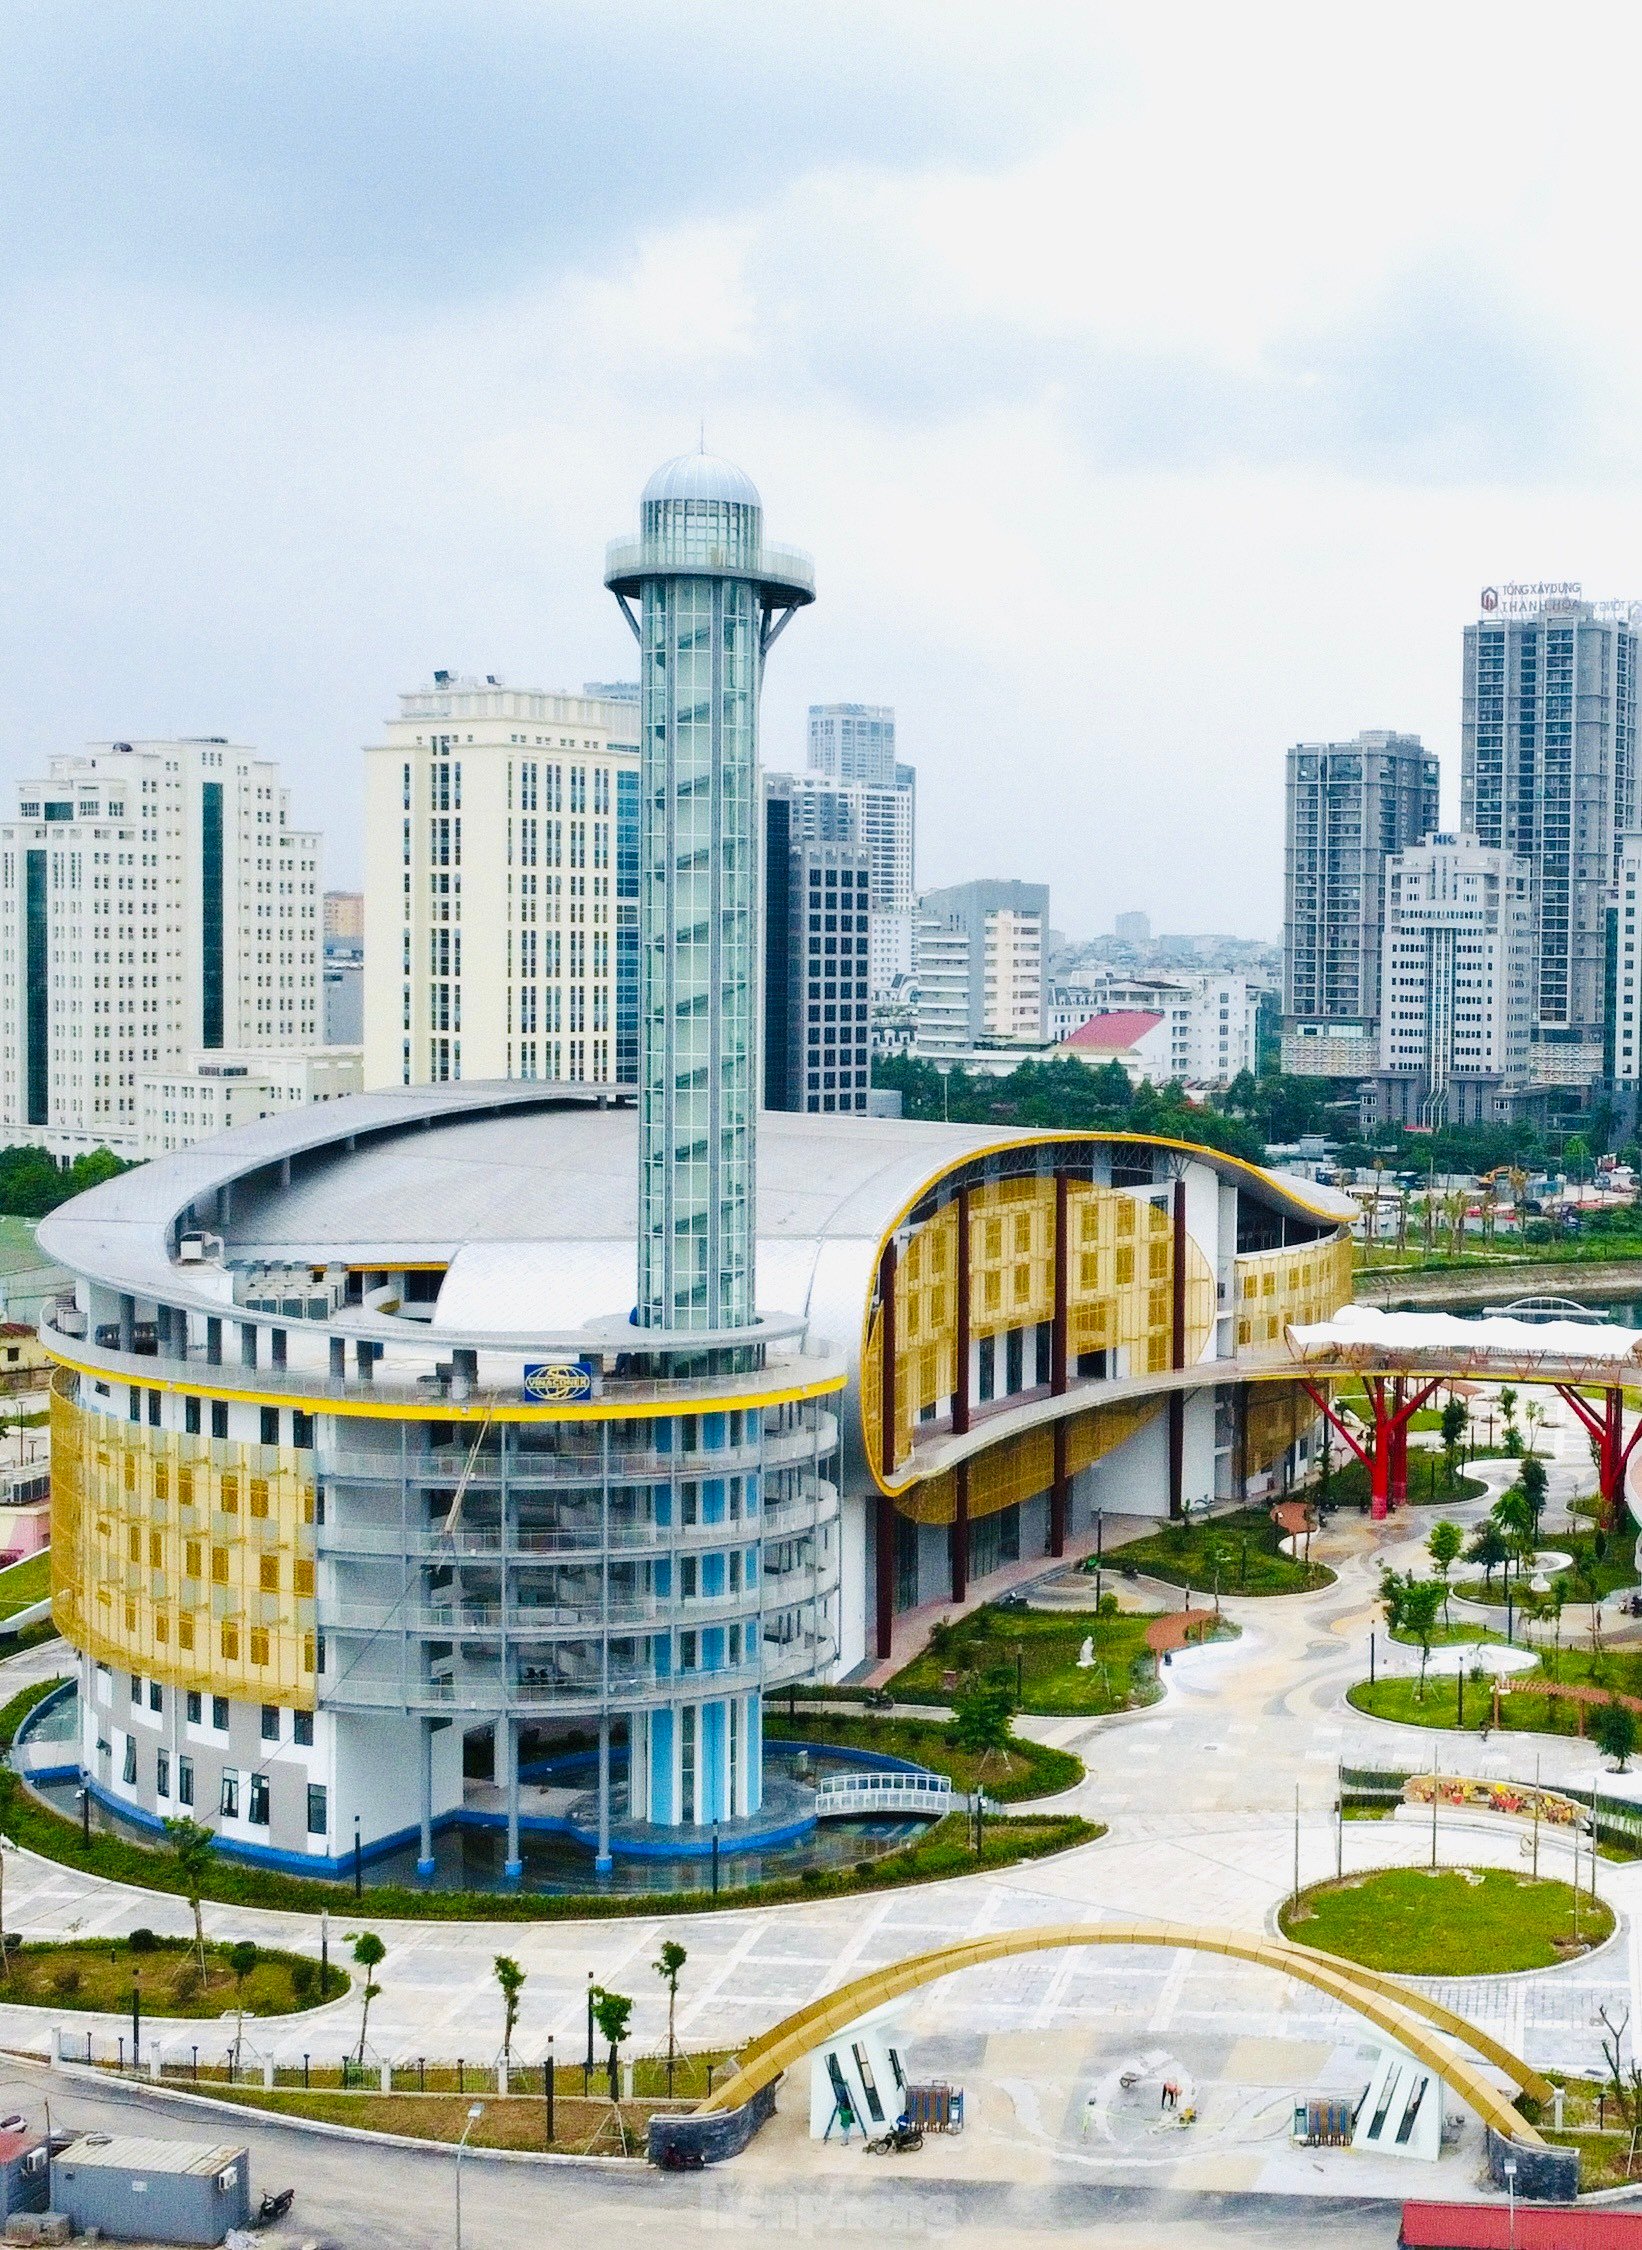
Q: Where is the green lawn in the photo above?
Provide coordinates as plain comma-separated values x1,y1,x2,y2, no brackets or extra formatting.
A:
0,1218,43,1276
1104,1504,1333,1595
0,1935,347,2016
1350,1641,1642,1739
1388,1618,1499,1648
1278,1866,1612,1974
886,1603,1168,1716
0,1551,49,1621
1319,1456,1489,1511
762,1709,1082,1801
1458,1525,1637,1608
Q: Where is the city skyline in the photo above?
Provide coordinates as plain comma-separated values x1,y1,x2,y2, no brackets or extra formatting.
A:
8,10,1642,936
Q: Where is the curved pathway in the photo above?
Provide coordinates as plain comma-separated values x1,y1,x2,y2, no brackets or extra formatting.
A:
0,1389,1634,2236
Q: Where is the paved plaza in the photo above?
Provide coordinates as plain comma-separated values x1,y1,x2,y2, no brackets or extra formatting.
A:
2,1387,1639,2237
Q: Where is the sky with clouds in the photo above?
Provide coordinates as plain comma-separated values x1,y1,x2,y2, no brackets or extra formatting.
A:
3,2,1639,934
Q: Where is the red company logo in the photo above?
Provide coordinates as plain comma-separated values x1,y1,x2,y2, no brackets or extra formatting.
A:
1480,587,1499,612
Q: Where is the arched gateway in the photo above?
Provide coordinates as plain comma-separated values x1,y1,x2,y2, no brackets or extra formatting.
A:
696,1918,1552,2149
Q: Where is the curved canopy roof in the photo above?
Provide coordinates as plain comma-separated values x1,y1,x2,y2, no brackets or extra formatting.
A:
38,1083,1351,1341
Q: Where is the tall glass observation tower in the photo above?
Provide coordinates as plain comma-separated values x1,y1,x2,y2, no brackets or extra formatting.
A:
607,454,814,1334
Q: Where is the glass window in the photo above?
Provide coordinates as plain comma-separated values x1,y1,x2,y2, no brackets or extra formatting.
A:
156,1749,170,1798
186,1690,202,1724
121,1736,136,1786
248,1772,270,1826
148,1681,162,1713
293,1711,314,1747
260,1704,280,1742
307,1783,327,1836
212,1695,229,1732
220,1769,239,1818
178,1755,194,1806
260,1407,279,1446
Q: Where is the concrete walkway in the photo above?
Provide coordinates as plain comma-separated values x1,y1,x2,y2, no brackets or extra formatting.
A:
0,1385,1633,2227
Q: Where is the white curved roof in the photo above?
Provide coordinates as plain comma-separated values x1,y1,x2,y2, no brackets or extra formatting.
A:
641,450,761,509
37,1083,1348,1345
1291,1302,1642,1362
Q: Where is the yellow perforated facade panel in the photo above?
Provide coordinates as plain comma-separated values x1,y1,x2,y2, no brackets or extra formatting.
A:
1234,1235,1354,1348
862,1177,1219,1481
51,1379,318,1708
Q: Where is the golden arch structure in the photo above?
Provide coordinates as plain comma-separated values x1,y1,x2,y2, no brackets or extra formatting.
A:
697,1920,1551,2150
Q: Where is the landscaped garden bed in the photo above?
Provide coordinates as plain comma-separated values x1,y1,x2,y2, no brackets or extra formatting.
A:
0,1932,347,2015
1102,1504,1333,1595
1277,1866,1613,1974
885,1602,1170,1715
0,1685,1098,1916
763,1708,1082,1800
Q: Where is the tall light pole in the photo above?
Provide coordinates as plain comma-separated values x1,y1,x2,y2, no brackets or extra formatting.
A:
1503,2154,1517,2250
454,2102,484,2250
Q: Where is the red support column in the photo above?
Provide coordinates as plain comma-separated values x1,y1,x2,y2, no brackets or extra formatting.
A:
950,1459,969,1602
952,1184,972,1436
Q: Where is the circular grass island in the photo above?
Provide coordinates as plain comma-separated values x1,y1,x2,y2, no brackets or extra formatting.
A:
1278,1866,1614,1975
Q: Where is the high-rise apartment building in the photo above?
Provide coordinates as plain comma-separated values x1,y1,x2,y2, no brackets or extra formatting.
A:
323,891,363,947
914,879,1049,1054
807,702,896,787
763,775,872,1115
1462,595,1639,1089
804,704,916,995
361,681,640,1092
1282,730,1438,1077
1609,833,1642,1113
1373,834,1532,1126
1114,910,1151,946
0,740,320,1155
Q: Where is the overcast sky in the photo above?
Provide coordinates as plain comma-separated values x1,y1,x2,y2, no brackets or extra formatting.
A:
4,2,1639,936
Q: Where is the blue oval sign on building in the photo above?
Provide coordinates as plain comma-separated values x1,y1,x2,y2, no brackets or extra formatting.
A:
522,1359,597,1403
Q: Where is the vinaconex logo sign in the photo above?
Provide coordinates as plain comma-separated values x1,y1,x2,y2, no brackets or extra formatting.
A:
522,1359,597,1403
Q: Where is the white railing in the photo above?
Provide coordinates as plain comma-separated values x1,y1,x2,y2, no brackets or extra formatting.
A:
810,1769,954,1820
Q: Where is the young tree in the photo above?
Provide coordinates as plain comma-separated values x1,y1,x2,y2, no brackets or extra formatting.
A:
1401,1579,1445,1703
1492,1487,1536,1594
652,1939,687,2071
1570,1553,1607,1661
1440,1396,1469,1491
1500,1385,1519,1432
591,1985,633,2104
1378,1567,1412,1636
1467,1520,1509,1589
951,1668,1017,1781
494,1954,525,2067
1518,1452,1549,1540
349,1931,386,2063
1200,1537,1229,1617
1427,1520,1464,1625
227,1940,258,2074
162,1816,217,1976
1595,1700,1638,1773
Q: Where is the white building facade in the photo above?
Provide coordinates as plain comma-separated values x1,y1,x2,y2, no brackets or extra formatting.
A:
0,740,320,1156
1049,972,1263,1084
803,703,916,997
1373,834,1533,1126
913,880,1048,1056
361,679,640,1092
137,1047,363,1156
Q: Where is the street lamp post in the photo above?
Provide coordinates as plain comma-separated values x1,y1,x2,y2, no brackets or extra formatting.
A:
1503,2155,1517,2249
454,2103,484,2250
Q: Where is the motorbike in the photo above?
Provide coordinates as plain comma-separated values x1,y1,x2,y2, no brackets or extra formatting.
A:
657,2145,705,2171
257,2189,296,2226
865,2120,925,2155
